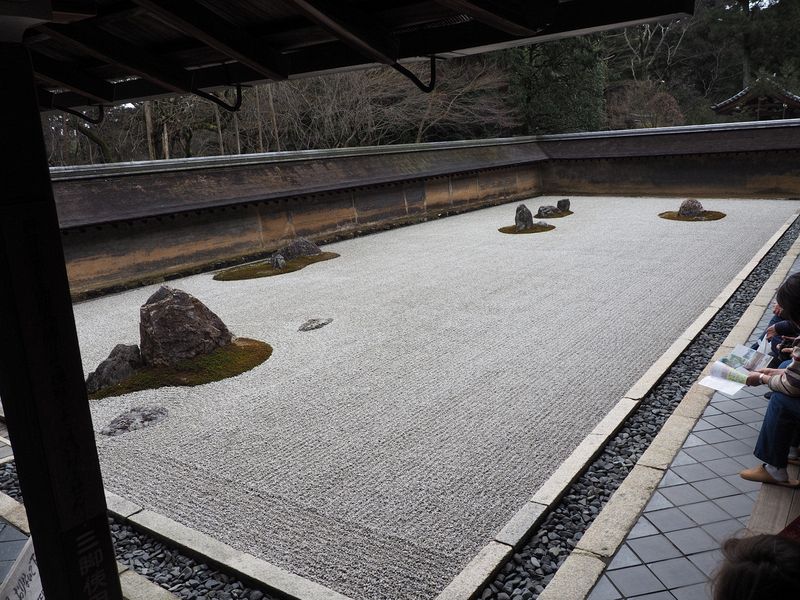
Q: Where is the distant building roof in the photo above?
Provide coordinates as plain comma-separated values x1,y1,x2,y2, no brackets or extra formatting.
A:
712,78,800,119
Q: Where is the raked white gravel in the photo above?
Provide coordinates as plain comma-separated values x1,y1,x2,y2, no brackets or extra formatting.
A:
75,196,798,600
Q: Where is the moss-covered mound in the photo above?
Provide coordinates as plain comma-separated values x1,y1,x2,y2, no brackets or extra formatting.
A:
498,224,556,235
213,252,339,281
659,211,726,222
89,338,272,400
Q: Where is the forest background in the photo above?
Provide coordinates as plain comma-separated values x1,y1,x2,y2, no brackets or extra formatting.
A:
45,0,800,166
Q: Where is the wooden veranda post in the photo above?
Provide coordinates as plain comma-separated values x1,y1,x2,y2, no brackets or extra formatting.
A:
0,41,122,600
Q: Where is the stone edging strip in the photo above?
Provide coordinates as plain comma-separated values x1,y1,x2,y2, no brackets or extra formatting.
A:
105,492,355,600
0,491,177,599
536,214,800,600
434,210,800,600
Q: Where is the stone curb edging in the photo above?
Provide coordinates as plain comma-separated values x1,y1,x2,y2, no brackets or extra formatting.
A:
434,210,800,600
105,492,355,600
535,214,800,600
0,490,177,600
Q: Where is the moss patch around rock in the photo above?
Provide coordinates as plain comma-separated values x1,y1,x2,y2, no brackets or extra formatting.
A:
213,252,339,281
659,211,726,222
498,224,556,235
89,338,272,400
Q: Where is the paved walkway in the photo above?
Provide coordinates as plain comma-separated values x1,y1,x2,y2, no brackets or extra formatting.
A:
76,197,798,599
0,517,27,583
588,261,799,600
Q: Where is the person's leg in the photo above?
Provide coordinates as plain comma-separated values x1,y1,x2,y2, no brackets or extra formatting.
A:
753,392,800,470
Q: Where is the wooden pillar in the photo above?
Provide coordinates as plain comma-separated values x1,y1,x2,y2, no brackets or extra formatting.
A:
0,42,122,600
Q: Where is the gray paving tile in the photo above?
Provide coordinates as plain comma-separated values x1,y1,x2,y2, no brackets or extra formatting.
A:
691,478,741,500
712,440,754,458
671,464,717,483
700,519,746,544
682,434,706,448
609,544,642,570
629,518,660,539
721,474,761,492
679,501,732,526
646,508,696,533
714,494,755,518
710,400,747,414
628,535,683,563
688,549,723,578
693,429,733,446
734,395,768,410
665,528,719,555
0,526,25,544
704,414,740,428
702,406,722,417
731,410,763,424
733,454,760,470
659,471,687,488
691,420,715,432
719,424,759,439
683,445,726,463
0,540,25,562
608,566,666,598
672,452,698,467
0,561,13,586
645,492,674,513
671,582,711,600
650,557,707,589
660,485,707,507
588,575,622,600
633,592,677,600
704,457,748,477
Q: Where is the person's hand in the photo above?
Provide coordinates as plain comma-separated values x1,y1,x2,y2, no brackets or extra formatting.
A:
783,346,794,354
774,303,783,317
766,325,777,340
757,368,785,377
747,371,765,386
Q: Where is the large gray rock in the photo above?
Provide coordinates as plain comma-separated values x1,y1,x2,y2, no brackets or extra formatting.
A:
299,318,333,332
536,205,561,218
100,406,168,436
678,198,704,217
515,204,534,231
274,238,321,261
557,198,571,212
86,344,143,394
140,286,233,367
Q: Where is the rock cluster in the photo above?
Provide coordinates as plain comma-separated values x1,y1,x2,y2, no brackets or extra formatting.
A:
515,204,534,231
678,198,704,217
535,205,561,218
140,287,233,367
86,344,143,394
273,238,321,261
557,199,570,212
86,286,235,393
100,406,169,436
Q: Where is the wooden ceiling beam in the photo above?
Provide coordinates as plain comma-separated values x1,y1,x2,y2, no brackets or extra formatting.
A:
284,0,397,65
41,22,194,94
434,0,557,37
31,52,116,103
132,0,288,81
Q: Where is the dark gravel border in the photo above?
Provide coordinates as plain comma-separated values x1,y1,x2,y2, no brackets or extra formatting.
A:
481,216,800,600
0,462,277,600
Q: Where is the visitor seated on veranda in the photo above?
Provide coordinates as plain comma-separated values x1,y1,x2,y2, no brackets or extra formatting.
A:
741,273,800,487
713,534,800,600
